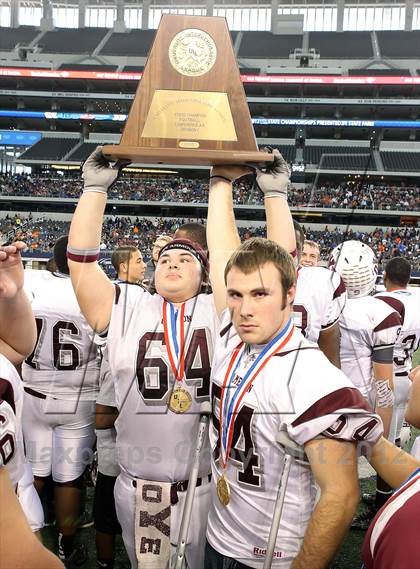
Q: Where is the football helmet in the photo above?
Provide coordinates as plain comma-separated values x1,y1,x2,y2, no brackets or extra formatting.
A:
329,240,377,299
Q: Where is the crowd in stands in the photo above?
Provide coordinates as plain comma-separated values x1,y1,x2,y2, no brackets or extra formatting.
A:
1,213,418,270
290,181,419,211
303,225,419,269
0,173,251,206
1,173,418,211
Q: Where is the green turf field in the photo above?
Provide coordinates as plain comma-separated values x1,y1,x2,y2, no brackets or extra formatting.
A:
42,348,420,568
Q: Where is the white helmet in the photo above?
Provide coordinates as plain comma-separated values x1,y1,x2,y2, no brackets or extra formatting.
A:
329,240,378,299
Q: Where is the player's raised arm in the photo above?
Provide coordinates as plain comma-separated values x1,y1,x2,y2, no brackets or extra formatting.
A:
68,147,126,333
256,149,296,256
0,241,36,364
207,165,252,316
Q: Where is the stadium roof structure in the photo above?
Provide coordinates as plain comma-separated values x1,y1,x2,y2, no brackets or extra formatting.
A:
1,0,420,33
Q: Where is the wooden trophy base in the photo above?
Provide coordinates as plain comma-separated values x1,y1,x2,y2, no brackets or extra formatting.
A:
102,145,274,167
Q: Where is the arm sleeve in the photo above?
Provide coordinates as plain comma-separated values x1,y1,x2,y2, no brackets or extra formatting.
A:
283,350,383,446
372,308,401,354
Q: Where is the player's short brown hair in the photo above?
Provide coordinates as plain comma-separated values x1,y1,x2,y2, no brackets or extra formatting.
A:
304,239,320,253
175,222,207,250
111,245,139,272
153,234,173,247
293,220,305,254
53,235,69,274
384,257,411,287
224,238,296,296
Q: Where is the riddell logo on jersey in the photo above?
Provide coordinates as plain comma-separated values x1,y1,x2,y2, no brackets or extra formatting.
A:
253,547,286,558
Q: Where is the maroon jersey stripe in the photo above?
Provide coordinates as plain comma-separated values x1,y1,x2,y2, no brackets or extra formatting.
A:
376,295,406,325
333,276,347,300
373,311,401,333
292,387,371,427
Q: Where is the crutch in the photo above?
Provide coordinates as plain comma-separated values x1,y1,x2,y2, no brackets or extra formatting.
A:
263,431,308,569
173,401,212,569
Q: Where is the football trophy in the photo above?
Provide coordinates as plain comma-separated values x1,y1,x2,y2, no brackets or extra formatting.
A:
103,15,273,166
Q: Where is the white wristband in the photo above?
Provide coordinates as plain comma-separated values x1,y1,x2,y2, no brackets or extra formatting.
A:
83,187,107,195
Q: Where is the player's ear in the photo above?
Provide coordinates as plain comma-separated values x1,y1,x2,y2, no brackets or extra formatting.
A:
286,284,296,307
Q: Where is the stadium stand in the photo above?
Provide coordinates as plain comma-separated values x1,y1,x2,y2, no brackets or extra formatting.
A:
1,173,253,204
100,29,156,56
303,146,372,166
19,138,77,161
0,25,38,51
377,30,420,58
381,151,420,172
267,145,296,163
238,32,302,58
307,31,373,58
66,142,99,162
304,225,419,269
1,213,418,270
321,154,375,171
1,172,418,212
38,27,107,54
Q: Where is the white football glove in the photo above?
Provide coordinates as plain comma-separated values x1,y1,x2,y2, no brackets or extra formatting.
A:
255,148,290,199
82,146,129,195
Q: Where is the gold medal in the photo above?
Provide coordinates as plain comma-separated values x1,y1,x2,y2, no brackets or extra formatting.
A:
217,474,230,506
169,387,192,414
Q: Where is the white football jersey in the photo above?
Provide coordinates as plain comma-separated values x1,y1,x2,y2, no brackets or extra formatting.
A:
107,284,219,481
375,289,420,376
207,313,382,568
0,354,25,485
339,296,401,400
293,266,346,343
21,269,101,400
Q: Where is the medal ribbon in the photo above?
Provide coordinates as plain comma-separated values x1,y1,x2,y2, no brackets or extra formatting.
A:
163,300,186,382
219,319,294,469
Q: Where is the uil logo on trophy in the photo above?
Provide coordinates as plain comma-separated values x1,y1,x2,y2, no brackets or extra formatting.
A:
103,14,273,166
169,29,217,77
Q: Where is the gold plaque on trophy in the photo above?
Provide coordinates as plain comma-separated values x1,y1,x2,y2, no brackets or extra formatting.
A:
103,15,273,166
141,90,237,141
